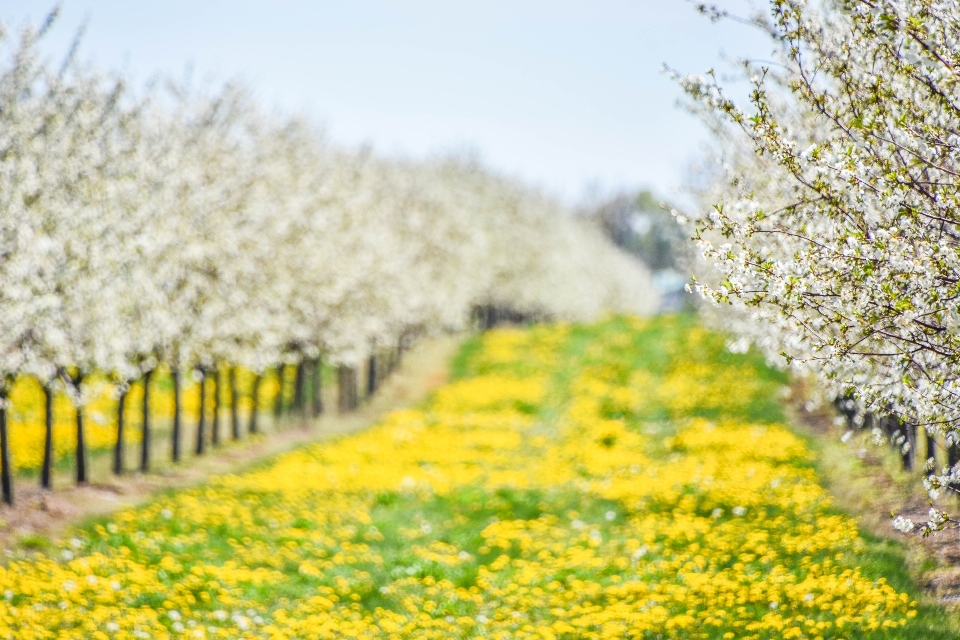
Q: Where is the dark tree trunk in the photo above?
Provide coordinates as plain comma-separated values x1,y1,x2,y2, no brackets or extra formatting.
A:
902,421,917,471
172,369,182,463
352,366,357,408
250,373,262,434
948,438,960,503
211,367,221,447
367,353,377,397
41,384,54,490
114,385,127,475
834,394,857,431
195,368,206,456
274,364,285,419
74,374,87,485
230,367,240,440
294,360,306,413
312,358,323,417
0,391,12,506
338,365,347,412
75,404,87,484
141,369,153,472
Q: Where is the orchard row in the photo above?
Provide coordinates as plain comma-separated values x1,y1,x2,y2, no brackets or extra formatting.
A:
0,15,657,504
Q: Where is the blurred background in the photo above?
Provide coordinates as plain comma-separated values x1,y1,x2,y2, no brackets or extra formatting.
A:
3,1,767,205
3,1,770,308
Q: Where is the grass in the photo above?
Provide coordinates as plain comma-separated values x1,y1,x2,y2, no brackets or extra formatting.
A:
787,393,960,633
1,316,956,639
15,533,51,552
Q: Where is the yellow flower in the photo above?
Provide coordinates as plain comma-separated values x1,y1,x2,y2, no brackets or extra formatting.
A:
0,317,923,638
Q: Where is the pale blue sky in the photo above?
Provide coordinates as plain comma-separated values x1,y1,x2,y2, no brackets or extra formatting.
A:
3,1,769,205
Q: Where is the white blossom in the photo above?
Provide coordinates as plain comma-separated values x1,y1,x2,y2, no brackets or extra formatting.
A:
678,0,960,537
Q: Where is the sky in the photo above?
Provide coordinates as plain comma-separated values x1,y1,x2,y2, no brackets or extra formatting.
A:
2,1,771,207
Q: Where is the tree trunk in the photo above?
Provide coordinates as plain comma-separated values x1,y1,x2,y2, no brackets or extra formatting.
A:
949,438,960,504
274,363,286,419
338,365,347,412
338,365,357,412
172,369,182,463
902,421,917,471
388,347,397,375
230,367,240,440
834,394,857,430
74,374,87,485
195,368,206,456
250,373,262,434
141,369,153,472
312,358,323,417
293,360,305,413
114,385,127,475
212,367,221,447
917,427,929,467
41,384,54,490
0,390,12,506
367,353,377,397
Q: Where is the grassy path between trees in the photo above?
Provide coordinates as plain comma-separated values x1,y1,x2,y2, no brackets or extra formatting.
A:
0,317,955,638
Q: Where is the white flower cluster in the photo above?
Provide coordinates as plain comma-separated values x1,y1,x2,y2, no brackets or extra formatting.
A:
0,16,658,392
676,0,960,535
891,516,915,534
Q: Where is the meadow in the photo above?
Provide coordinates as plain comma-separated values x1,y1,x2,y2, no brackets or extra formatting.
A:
0,316,950,639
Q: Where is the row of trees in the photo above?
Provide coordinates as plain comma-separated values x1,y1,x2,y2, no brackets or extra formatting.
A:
676,0,960,535
0,14,657,505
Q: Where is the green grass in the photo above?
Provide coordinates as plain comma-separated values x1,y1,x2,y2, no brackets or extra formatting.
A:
12,315,958,639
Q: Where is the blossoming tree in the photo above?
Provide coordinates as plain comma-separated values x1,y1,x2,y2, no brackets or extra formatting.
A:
677,0,960,535
0,13,659,505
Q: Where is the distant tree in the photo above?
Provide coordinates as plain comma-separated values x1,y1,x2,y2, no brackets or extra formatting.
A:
593,191,689,273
